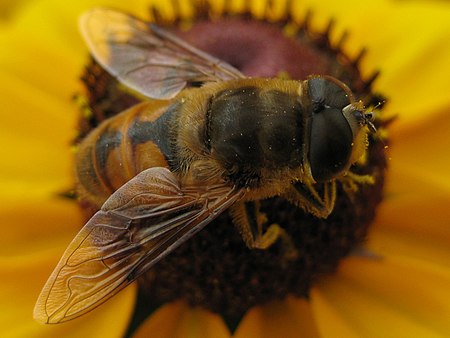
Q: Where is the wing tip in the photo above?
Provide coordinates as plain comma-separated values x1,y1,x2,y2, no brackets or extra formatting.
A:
79,7,100,24
34,302,67,324
33,283,63,324
78,9,96,46
33,302,50,324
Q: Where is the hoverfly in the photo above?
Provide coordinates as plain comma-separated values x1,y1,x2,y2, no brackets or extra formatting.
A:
34,8,375,323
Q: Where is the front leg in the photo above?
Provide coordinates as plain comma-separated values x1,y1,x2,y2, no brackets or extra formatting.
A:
282,180,337,219
229,201,298,258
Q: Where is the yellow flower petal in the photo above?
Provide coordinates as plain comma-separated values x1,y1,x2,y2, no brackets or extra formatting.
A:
367,183,450,269
314,256,450,337
0,251,136,338
235,297,321,338
0,22,82,101
296,0,450,125
0,194,137,337
310,288,360,338
0,74,75,196
0,0,27,21
132,301,230,338
388,108,450,191
367,108,450,268
0,0,168,102
0,197,82,256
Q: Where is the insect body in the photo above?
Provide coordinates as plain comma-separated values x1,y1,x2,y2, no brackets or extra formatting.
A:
34,8,375,324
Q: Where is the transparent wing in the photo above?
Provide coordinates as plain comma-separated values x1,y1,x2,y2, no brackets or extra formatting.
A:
79,8,245,99
34,167,244,323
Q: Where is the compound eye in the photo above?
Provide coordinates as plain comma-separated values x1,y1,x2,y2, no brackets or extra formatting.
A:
308,77,352,110
309,107,353,182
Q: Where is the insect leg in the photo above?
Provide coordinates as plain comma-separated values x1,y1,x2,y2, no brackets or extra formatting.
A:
229,201,298,258
283,180,337,219
339,171,375,201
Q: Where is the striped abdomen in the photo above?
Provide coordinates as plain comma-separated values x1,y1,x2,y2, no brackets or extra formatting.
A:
76,100,177,208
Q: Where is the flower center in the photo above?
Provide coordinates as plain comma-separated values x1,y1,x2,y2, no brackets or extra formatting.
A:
77,2,388,332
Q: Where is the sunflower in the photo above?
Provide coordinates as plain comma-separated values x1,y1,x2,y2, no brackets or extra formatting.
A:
1,0,449,337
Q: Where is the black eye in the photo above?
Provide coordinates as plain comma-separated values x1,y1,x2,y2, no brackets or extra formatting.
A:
308,77,351,109
308,107,353,182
